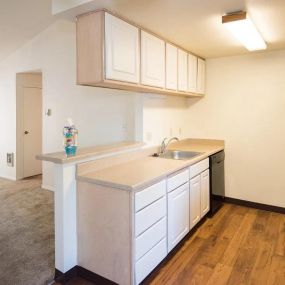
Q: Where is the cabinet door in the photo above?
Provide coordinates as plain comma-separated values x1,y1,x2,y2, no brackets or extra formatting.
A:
200,169,210,218
168,182,189,252
178,49,188,92
197,58,206,94
141,31,165,88
165,43,178,90
105,13,140,83
190,175,201,229
188,54,197,93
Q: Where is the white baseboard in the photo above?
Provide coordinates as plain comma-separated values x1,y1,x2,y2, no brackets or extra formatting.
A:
0,175,17,181
42,184,55,191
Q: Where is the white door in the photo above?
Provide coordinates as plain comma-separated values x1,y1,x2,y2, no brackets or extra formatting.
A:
141,31,165,88
200,169,210,218
23,87,42,177
190,175,201,229
178,49,188,92
165,43,177,90
188,54,197,93
197,58,206,94
105,13,140,83
168,182,189,252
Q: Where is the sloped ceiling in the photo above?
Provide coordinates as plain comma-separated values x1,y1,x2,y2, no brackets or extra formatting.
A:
1,0,285,61
0,0,55,62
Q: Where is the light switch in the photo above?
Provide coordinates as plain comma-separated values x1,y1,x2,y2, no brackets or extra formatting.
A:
45,109,52,116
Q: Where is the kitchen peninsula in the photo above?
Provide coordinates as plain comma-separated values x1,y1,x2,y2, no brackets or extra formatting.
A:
75,138,224,284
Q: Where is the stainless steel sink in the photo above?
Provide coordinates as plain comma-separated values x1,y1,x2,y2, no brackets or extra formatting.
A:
158,150,203,160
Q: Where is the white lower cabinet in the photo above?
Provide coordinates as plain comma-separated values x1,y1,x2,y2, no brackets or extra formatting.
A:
190,175,201,229
78,157,212,285
200,169,210,218
135,217,167,261
134,180,167,284
189,159,210,229
167,182,189,252
135,238,167,284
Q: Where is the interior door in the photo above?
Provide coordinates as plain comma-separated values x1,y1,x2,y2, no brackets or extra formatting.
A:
23,87,42,177
168,182,189,252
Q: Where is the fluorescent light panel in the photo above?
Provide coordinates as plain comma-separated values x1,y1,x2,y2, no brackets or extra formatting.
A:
222,12,267,51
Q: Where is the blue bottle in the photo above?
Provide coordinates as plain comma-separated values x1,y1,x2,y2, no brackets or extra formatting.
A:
63,118,78,157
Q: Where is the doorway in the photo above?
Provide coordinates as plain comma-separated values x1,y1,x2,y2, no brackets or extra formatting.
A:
16,73,42,179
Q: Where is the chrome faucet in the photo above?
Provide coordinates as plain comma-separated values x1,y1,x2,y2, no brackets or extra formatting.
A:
160,137,179,154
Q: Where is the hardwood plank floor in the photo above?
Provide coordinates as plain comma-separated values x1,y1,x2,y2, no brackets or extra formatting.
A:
56,204,285,285
145,204,285,285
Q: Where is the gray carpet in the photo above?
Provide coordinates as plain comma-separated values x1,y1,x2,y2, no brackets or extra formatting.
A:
0,176,54,285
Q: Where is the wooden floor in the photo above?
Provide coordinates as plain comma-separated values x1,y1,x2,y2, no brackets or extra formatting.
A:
57,204,285,285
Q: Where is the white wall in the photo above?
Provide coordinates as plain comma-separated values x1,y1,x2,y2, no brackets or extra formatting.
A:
141,50,285,208
0,19,140,187
186,50,285,208
143,95,188,146
52,0,93,14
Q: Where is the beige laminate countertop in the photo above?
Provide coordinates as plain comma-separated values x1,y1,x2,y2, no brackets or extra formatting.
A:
76,139,224,191
36,141,144,164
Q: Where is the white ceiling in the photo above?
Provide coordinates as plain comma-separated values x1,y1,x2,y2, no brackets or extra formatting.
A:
1,0,285,61
0,0,55,62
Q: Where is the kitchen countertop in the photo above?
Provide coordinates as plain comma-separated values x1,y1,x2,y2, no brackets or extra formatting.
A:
36,141,144,164
76,139,224,191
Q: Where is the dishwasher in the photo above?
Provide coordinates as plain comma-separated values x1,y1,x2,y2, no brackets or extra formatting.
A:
209,151,225,215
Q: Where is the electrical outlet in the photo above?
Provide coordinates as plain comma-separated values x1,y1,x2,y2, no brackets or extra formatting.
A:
179,128,182,136
169,128,173,136
7,153,14,167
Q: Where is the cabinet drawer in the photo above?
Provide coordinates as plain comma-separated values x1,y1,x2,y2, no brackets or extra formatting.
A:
135,238,167,284
135,196,166,237
190,158,209,179
135,217,166,261
167,168,189,192
135,180,166,212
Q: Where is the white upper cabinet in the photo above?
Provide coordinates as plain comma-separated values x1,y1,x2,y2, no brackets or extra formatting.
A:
178,49,188,92
105,13,140,83
197,58,206,94
165,44,178,90
77,10,205,97
141,31,165,88
188,54,198,93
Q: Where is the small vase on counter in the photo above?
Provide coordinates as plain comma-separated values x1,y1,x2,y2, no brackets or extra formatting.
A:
63,118,78,157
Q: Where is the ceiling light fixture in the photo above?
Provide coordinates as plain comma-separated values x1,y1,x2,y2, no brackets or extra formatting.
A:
222,11,267,51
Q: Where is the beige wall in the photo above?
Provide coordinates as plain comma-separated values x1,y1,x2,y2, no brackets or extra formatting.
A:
142,50,285,208
143,95,188,146
186,50,285,208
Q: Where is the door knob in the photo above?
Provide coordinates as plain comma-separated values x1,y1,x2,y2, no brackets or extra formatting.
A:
24,131,29,135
